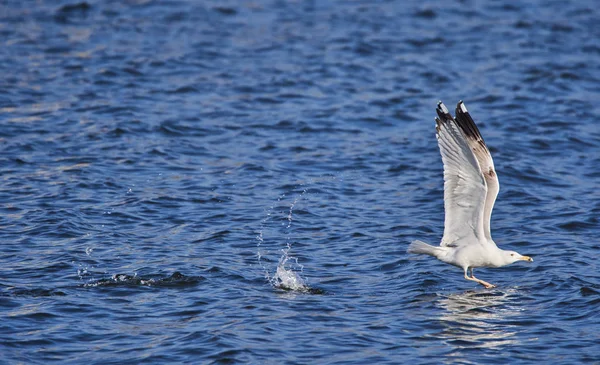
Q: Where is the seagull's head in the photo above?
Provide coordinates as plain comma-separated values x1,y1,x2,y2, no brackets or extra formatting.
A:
505,250,533,265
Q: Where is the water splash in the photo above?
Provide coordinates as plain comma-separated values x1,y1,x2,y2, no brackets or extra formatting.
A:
272,256,310,292
256,193,285,283
76,239,96,282
257,188,312,292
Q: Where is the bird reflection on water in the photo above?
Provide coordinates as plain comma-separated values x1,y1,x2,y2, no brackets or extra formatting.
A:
434,289,529,351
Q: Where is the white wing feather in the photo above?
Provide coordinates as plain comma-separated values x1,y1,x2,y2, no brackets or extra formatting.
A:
435,102,488,247
454,101,499,241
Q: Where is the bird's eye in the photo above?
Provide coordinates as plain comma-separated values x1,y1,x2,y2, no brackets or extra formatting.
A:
510,254,514,257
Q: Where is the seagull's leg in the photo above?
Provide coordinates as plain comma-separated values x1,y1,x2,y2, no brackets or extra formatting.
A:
464,268,496,289
471,269,496,289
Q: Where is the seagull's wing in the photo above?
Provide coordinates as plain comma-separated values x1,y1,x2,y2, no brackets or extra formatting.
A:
435,102,487,246
454,101,499,241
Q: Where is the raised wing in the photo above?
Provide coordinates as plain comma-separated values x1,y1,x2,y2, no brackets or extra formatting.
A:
435,101,487,246
454,101,499,241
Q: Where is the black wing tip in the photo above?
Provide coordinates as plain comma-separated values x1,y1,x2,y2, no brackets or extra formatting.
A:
435,101,453,122
454,100,483,141
435,100,485,144
436,100,448,113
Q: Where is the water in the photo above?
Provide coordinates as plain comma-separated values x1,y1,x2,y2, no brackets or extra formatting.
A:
1,0,599,363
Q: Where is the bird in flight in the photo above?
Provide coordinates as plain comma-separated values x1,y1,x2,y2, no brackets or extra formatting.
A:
408,101,533,289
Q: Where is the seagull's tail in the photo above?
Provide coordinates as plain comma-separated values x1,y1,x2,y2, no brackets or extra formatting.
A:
407,240,441,257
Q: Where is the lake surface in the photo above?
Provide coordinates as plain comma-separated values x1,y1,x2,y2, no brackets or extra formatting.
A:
1,0,599,363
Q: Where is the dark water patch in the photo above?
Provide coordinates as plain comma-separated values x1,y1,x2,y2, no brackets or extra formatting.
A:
123,67,143,76
167,86,198,94
84,272,204,288
275,286,326,295
213,7,237,16
3,288,67,297
580,287,600,296
157,121,223,137
193,230,231,243
414,8,437,19
556,219,597,231
406,37,445,48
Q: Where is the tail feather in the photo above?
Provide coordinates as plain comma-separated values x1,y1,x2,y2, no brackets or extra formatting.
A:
407,240,441,257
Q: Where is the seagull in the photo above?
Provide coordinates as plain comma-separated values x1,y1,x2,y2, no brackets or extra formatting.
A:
408,101,533,289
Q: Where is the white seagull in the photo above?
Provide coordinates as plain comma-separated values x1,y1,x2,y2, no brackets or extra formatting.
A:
408,101,533,289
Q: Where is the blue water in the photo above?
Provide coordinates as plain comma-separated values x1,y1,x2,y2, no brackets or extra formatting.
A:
1,0,599,363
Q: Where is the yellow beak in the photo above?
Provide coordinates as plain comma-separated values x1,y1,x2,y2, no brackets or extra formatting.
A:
521,256,533,262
